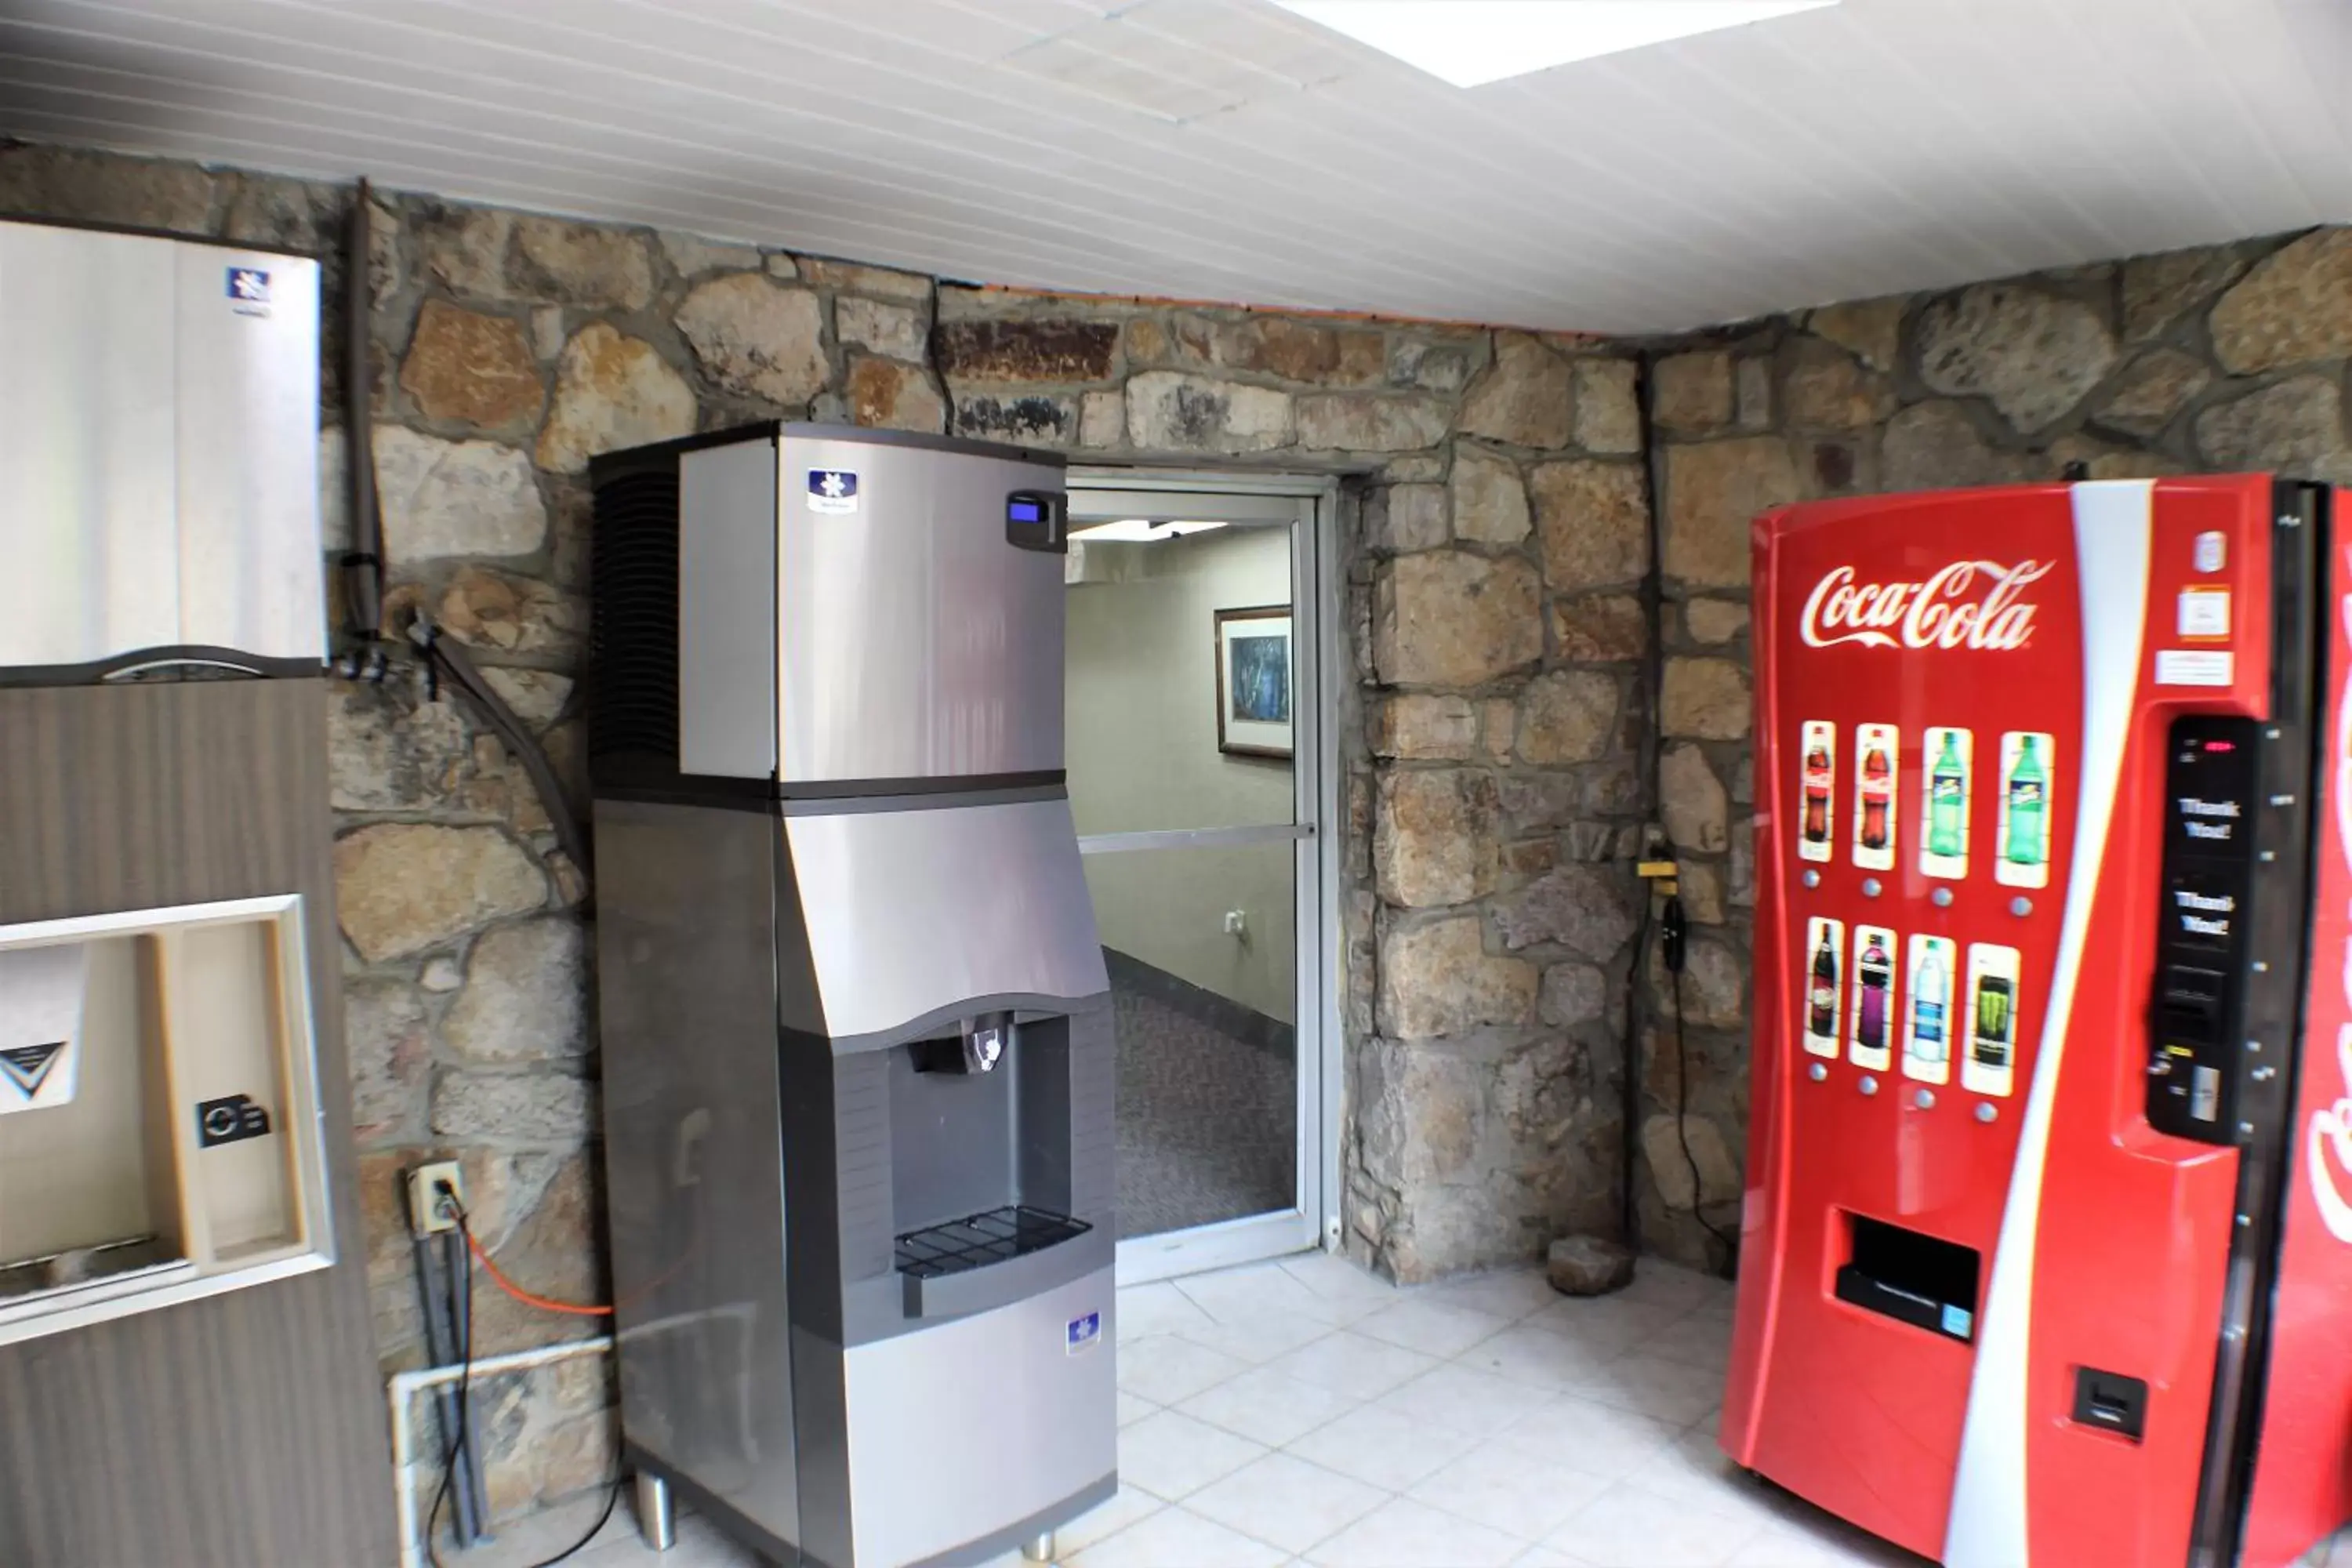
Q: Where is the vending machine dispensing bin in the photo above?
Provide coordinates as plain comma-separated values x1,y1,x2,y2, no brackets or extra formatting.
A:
589,423,1116,1568
1726,475,2352,1568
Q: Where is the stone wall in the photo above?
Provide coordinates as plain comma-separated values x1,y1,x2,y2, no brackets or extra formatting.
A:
0,139,1657,1521
1636,227,2352,1265
10,131,2344,1519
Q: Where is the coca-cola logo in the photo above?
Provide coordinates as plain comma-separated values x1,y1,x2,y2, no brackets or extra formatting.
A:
1800,561,2054,651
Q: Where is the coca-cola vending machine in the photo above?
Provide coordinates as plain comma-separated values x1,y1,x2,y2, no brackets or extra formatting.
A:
1724,475,2352,1567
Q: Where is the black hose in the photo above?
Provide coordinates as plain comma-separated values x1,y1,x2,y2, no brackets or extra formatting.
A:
412,1232,487,1547
341,177,385,662
412,619,594,891
1664,894,1737,1267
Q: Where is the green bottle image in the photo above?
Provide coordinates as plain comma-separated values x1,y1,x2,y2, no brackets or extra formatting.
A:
2005,736,2047,866
1928,731,1967,860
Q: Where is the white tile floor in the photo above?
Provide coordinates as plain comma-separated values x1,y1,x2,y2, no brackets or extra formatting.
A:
452,1250,2352,1567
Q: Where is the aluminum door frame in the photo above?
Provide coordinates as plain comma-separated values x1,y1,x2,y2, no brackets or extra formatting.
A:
1065,472,1343,1285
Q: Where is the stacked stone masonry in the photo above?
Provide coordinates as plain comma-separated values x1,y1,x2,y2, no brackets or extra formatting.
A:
4,137,2348,1515
1636,227,2352,1263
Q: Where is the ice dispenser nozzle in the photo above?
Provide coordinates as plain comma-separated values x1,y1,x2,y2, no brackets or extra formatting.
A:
909,1011,1015,1075
964,1012,1009,1073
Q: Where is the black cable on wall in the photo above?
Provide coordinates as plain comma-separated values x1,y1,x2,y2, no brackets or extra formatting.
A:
1626,349,1735,1276
339,177,386,673
1618,350,1670,1254
334,178,590,888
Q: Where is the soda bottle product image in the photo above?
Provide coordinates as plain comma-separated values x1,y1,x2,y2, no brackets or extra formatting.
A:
1922,728,1971,879
1809,935,1838,1037
1798,720,1835,862
1851,926,1894,1071
1803,743,1831,844
1995,731,2054,889
2005,737,2045,862
1973,975,2013,1066
1853,723,1898,870
1915,951,1946,1054
1904,936,1955,1083
1961,943,2024,1098
1860,746,1891,848
1802,918,1843,1058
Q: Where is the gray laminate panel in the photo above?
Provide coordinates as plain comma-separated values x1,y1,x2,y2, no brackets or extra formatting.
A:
0,680,397,1568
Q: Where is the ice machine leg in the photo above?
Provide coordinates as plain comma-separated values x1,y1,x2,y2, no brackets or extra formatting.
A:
635,1468,676,1553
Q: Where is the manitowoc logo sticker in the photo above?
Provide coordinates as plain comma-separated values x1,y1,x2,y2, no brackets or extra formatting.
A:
1800,561,2054,651
2308,580,2352,1245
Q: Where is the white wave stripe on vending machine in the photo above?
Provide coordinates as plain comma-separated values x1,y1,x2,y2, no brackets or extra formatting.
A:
1849,925,1896,1073
1853,723,1898,872
1798,720,1835,864
1919,727,1973,880
1804,917,1844,1060
2308,582,2352,1243
1960,943,2021,1098
1993,731,2054,889
1903,934,1957,1085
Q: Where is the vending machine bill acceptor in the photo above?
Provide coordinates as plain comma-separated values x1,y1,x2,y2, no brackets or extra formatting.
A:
588,423,1116,1568
1726,475,2352,1568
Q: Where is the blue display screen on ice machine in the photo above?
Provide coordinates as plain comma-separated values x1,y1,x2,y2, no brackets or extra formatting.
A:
1004,490,1067,554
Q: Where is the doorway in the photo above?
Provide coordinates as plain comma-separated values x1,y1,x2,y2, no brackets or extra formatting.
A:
1063,472,1340,1284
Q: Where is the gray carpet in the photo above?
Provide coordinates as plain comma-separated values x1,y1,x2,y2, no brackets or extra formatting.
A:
1113,978,1296,1238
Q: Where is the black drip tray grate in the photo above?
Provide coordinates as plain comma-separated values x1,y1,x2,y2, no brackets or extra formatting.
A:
895,1206,1090,1279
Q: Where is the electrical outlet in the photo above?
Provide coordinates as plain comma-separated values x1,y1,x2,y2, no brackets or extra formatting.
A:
406,1161,466,1236
1224,909,1247,936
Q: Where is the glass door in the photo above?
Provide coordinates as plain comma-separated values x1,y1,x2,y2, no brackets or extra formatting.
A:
1063,475,1336,1283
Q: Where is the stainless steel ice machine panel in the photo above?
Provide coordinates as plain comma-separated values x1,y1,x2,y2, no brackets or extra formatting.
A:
0,219,325,677
590,423,1115,1568
775,428,1066,786
785,796,1108,1043
655,424,1068,788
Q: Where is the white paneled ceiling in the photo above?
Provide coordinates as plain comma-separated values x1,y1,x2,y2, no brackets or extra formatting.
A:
1,0,2347,332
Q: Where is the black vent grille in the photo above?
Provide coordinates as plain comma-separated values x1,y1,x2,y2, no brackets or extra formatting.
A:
588,466,681,775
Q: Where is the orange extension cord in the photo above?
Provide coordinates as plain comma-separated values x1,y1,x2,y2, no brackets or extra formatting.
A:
463,1223,612,1317
458,1209,702,1319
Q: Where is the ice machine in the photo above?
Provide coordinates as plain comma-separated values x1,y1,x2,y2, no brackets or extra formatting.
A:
0,216,394,1565
1726,475,2352,1566
589,423,1117,1568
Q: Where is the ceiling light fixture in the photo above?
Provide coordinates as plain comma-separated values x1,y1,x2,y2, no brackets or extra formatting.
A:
1069,518,1232,543
1269,1,1837,88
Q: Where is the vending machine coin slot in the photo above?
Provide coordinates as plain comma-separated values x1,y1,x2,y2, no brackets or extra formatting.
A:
2071,1367,2149,1442
2147,717,2259,1143
2156,965,2227,1042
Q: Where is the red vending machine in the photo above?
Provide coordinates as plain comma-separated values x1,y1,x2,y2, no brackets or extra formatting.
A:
1724,475,2352,1568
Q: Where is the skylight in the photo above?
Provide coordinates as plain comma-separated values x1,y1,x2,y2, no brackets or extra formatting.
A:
1269,1,1837,88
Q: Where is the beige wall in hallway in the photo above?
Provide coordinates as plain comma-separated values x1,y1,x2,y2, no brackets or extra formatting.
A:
1067,523,1298,1023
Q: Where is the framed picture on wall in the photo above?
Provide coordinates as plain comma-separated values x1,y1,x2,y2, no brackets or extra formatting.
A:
1214,605,1293,760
